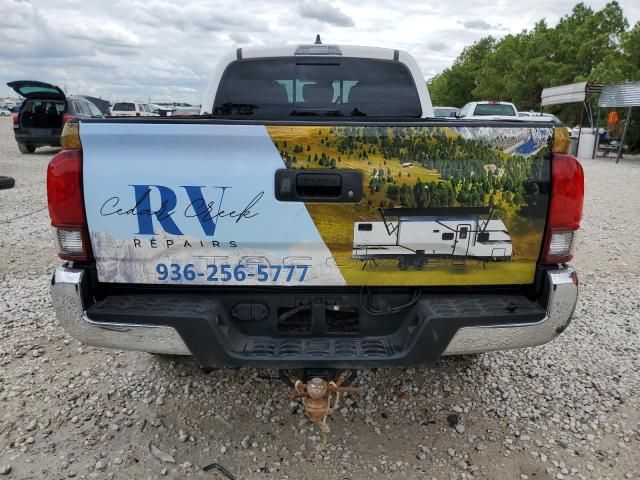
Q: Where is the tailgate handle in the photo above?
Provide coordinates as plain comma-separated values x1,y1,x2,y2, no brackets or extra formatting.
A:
275,169,363,203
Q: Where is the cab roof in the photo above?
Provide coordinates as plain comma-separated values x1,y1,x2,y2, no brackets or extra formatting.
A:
237,44,401,61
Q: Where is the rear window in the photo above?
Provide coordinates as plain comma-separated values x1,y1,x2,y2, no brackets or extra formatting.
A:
19,86,60,96
212,57,421,117
473,104,516,116
113,103,135,111
86,102,102,117
73,102,89,116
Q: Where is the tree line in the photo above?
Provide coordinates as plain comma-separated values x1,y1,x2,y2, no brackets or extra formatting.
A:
428,2,640,150
276,126,545,212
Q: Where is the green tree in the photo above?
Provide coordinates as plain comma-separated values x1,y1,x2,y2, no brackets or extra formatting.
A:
427,2,639,148
591,20,640,82
428,37,496,107
473,3,628,107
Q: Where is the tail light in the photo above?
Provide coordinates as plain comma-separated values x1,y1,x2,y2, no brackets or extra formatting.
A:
540,153,584,264
62,113,73,124
12,112,19,127
47,124,92,261
136,111,141,117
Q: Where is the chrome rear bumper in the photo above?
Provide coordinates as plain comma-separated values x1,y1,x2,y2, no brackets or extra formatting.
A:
50,265,577,359
443,269,578,355
51,267,190,355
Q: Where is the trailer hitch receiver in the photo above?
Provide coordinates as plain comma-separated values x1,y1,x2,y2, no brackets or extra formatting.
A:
289,371,359,432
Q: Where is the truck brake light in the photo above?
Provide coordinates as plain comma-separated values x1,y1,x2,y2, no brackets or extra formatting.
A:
60,122,81,149
47,149,92,261
540,153,584,264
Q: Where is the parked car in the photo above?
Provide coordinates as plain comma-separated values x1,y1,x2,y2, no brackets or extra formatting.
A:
520,111,569,130
458,100,518,119
109,102,158,117
47,42,581,424
149,104,175,117
80,96,111,116
6,80,104,154
0,108,11,116
521,112,564,123
170,106,201,116
433,106,459,118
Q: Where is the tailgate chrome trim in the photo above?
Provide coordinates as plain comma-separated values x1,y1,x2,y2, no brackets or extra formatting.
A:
50,266,190,355
443,267,578,355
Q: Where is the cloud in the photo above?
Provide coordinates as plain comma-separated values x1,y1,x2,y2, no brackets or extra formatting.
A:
0,3,90,59
69,23,141,49
0,0,35,28
128,1,266,33
298,0,355,27
460,19,495,30
1,0,639,103
426,40,449,52
228,32,251,44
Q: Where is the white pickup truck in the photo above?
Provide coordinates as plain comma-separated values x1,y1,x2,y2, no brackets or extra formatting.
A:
458,100,519,119
48,42,581,403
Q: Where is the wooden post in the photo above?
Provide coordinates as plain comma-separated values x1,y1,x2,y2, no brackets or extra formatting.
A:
617,106,632,164
576,102,585,156
593,106,602,159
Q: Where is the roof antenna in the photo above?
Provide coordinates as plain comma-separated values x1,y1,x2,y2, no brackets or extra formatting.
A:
315,34,322,44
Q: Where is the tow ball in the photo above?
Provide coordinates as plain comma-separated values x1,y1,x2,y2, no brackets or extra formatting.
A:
287,369,359,433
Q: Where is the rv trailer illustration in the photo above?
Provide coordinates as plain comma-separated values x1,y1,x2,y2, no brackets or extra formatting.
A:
352,206,513,270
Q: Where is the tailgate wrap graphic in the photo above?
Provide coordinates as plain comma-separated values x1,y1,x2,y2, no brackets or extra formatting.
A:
82,122,552,286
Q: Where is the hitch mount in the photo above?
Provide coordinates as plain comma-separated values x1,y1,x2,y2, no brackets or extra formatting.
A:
288,369,359,432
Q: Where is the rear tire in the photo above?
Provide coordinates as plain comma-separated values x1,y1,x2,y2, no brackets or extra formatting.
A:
0,176,15,190
18,143,36,154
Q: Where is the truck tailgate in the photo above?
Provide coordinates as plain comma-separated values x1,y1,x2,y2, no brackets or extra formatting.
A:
81,120,553,287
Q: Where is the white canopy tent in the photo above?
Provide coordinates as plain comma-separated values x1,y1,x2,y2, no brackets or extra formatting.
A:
542,82,593,106
540,81,603,158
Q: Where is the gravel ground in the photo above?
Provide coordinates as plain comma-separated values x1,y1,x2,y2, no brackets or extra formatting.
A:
1,115,639,479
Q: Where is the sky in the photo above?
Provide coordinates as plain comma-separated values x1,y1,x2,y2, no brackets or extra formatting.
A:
1,0,639,105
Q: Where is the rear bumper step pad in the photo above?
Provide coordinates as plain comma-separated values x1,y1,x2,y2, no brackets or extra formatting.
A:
51,266,577,368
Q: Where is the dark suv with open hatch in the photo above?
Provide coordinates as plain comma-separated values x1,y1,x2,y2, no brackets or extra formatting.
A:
7,80,103,154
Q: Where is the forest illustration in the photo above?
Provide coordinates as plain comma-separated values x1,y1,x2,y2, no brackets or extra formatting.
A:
267,125,551,286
